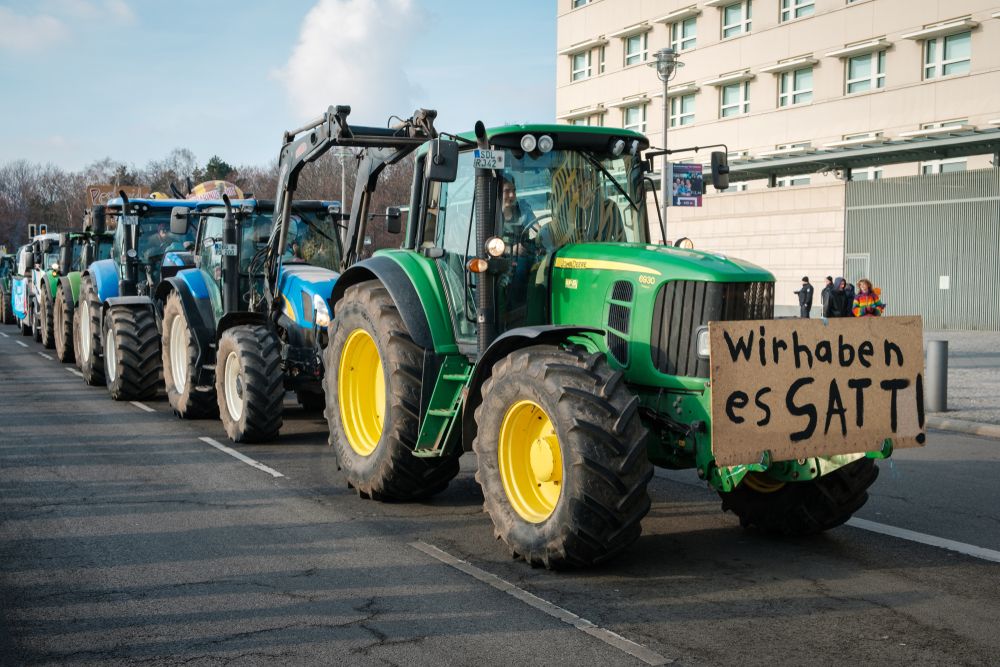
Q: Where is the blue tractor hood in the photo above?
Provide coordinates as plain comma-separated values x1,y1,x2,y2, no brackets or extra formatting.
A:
276,263,340,327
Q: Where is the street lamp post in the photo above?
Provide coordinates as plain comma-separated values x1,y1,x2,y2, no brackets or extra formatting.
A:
648,47,683,243
331,147,352,211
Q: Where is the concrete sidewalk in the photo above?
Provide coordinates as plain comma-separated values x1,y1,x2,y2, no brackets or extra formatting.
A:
924,330,1000,439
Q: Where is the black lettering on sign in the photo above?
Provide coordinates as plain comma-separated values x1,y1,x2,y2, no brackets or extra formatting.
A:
847,378,872,427
816,340,832,365
772,337,787,365
724,330,753,362
726,391,749,424
786,377,817,442
880,378,910,432
884,339,904,367
758,326,767,366
824,379,847,436
858,340,874,368
755,387,772,426
838,335,855,367
916,372,925,428
792,331,813,369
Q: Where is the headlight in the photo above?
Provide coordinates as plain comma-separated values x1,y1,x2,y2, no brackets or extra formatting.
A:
50,262,59,271
520,134,537,152
696,326,710,358
485,236,506,257
537,134,554,153
313,294,331,327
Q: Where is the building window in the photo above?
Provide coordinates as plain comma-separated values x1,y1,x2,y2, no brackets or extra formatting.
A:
720,81,750,117
671,18,697,52
624,33,648,66
722,1,752,38
847,51,885,93
780,0,814,21
598,46,606,74
924,31,971,79
572,0,589,7
851,167,883,180
571,52,591,81
623,105,647,133
670,94,695,127
921,157,966,174
776,175,811,187
779,67,813,106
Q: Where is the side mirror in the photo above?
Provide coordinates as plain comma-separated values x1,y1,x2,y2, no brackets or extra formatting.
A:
385,207,402,234
711,151,730,191
169,207,189,235
425,138,459,183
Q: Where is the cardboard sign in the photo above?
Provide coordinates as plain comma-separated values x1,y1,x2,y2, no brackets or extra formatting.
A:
710,316,925,466
87,184,149,206
670,163,703,207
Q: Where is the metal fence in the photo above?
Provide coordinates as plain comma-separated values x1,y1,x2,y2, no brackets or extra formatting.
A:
845,167,1000,331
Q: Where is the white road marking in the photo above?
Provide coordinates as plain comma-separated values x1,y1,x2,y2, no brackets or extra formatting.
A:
410,541,672,666
0,332,8,337
198,437,285,478
66,368,83,378
848,517,1000,564
38,352,54,360
129,401,155,413
16,341,28,348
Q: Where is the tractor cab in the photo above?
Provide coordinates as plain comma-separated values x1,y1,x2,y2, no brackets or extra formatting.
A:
104,197,199,293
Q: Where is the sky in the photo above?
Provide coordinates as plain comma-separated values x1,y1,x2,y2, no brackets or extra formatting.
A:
0,0,556,171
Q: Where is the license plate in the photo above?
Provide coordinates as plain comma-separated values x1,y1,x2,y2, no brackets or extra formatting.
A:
473,149,504,170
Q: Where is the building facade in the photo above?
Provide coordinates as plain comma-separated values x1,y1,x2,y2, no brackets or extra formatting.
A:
556,0,1000,322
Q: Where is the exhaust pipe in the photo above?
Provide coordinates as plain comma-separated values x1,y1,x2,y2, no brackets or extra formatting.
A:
474,121,497,352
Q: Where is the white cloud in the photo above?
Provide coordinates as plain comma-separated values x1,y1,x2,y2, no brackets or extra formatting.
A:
103,0,135,24
275,0,423,125
0,7,69,51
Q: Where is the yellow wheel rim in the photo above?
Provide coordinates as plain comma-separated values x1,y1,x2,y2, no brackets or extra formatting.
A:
498,400,562,523
742,472,786,494
338,329,385,456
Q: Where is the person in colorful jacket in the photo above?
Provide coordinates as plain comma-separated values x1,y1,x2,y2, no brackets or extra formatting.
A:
852,278,886,317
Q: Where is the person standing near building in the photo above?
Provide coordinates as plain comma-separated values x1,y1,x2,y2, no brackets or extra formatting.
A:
794,276,814,318
820,276,834,314
825,277,852,318
852,278,885,317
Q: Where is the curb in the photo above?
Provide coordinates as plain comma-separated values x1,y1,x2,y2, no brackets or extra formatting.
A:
926,415,1000,440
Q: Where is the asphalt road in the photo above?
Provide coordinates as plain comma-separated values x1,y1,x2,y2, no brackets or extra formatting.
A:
2,321,999,666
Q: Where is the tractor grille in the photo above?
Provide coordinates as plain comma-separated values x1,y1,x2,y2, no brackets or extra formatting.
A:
606,280,633,366
650,280,774,377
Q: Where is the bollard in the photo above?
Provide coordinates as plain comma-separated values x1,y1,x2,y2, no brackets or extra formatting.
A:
925,340,948,412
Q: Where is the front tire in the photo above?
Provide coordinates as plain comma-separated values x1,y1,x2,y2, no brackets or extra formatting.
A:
215,325,284,443
162,291,216,419
31,298,42,342
0,291,12,324
53,285,74,363
473,345,653,569
323,280,460,501
77,276,104,385
39,287,55,349
103,305,161,401
719,458,879,536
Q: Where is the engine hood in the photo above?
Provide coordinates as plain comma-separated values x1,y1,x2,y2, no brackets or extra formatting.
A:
276,263,340,328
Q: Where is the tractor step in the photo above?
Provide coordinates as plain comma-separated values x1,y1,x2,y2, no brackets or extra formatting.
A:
413,355,472,456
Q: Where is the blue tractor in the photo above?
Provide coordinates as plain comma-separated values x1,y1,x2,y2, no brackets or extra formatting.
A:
75,195,200,398
157,105,439,442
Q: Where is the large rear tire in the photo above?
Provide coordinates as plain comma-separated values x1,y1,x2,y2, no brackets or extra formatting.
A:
473,345,653,569
53,285,74,363
39,287,55,349
77,276,104,385
215,325,284,443
162,291,216,419
0,291,12,324
103,305,161,401
31,297,42,342
719,457,879,536
323,280,460,501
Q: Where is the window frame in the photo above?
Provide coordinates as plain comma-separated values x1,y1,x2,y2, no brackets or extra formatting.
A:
720,81,750,117
670,17,697,52
778,66,813,107
780,0,814,22
924,31,971,79
624,32,649,66
722,0,752,39
571,51,592,81
670,93,696,127
846,50,886,94
622,104,647,133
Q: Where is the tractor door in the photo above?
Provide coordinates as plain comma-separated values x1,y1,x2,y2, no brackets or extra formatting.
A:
422,150,478,345
195,215,225,319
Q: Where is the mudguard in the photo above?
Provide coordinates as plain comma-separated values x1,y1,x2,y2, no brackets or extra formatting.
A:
217,311,269,341
88,259,120,302
156,272,218,379
461,325,603,451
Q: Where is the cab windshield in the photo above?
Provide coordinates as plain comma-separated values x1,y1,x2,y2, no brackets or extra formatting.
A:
96,237,114,262
282,210,343,272
138,213,196,262
497,149,647,250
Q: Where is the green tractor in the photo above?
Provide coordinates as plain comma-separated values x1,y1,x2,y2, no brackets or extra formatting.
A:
322,122,892,568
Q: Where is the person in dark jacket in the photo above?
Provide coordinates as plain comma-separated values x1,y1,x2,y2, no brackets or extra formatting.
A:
820,276,834,314
794,276,814,318
825,277,852,318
